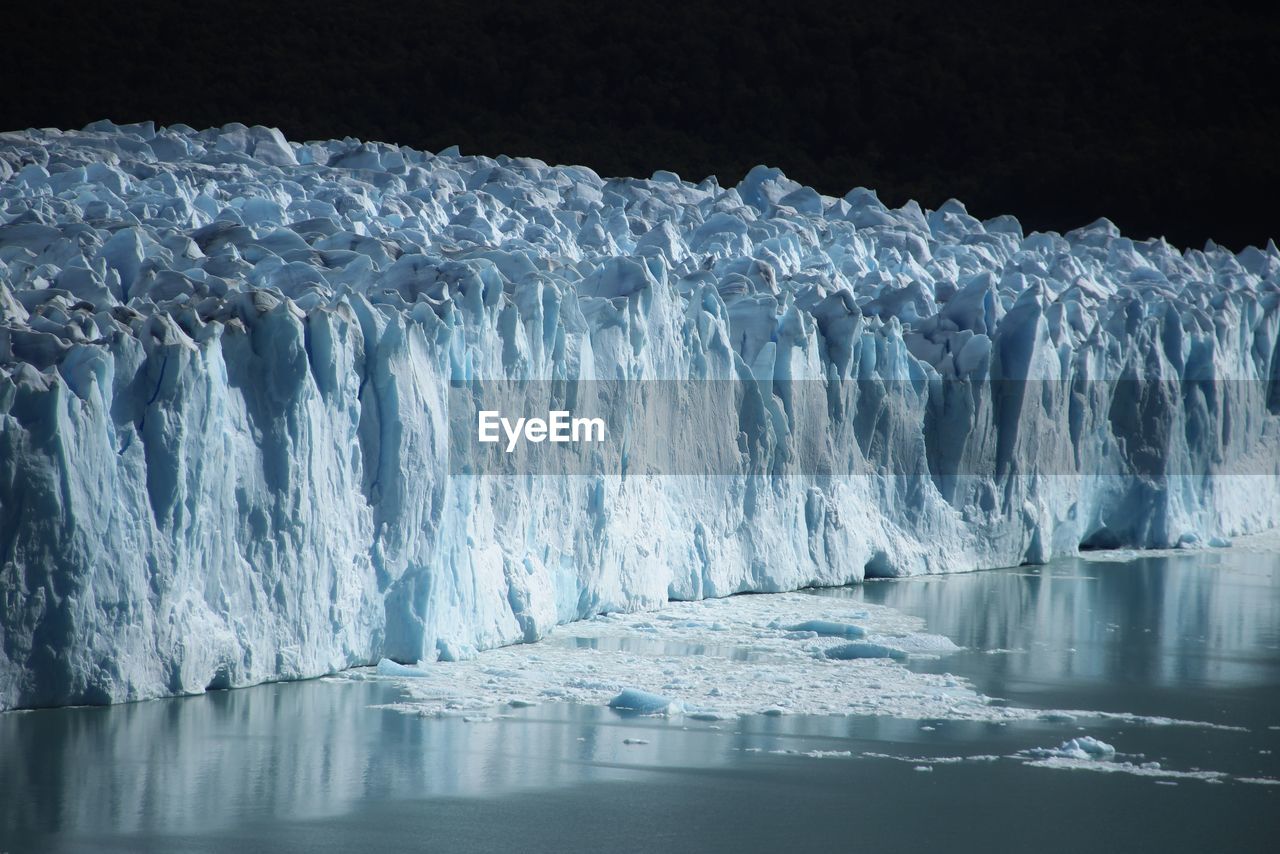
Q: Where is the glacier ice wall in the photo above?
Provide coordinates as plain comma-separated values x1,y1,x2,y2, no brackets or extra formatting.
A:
1,121,1279,709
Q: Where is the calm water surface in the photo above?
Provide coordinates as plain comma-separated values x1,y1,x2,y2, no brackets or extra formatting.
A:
2,551,1278,853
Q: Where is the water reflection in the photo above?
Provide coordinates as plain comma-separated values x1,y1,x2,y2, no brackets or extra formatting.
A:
1,679,767,847
0,676,1077,851
815,551,1280,724
2,551,1278,851
567,636,761,661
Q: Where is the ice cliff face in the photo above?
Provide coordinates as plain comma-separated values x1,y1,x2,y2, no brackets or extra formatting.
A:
1,121,1279,709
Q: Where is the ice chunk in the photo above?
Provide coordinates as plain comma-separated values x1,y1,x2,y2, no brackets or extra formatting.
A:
1028,737,1117,761
823,642,908,661
609,688,686,716
375,659,432,678
785,620,867,639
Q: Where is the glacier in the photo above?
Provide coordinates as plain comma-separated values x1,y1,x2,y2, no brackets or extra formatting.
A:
1,120,1279,710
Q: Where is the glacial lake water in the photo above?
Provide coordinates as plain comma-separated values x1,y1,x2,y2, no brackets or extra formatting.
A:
2,550,1278,853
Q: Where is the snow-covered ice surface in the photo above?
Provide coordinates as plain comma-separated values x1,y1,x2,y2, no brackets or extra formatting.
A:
2,121,1280,709
357,587,1278,785
355,590,1235,732
361,592,992,721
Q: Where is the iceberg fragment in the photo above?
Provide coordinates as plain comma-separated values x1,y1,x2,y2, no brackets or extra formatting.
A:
1028,737,1118,761
785,620,867,638
608,688,686,716
822,642,908,661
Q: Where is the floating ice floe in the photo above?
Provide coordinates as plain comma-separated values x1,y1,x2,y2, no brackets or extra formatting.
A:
362,591,1248,734
1025,736,1117,761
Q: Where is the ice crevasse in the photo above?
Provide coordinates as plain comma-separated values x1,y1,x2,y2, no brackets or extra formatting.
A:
1,121,1279,709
